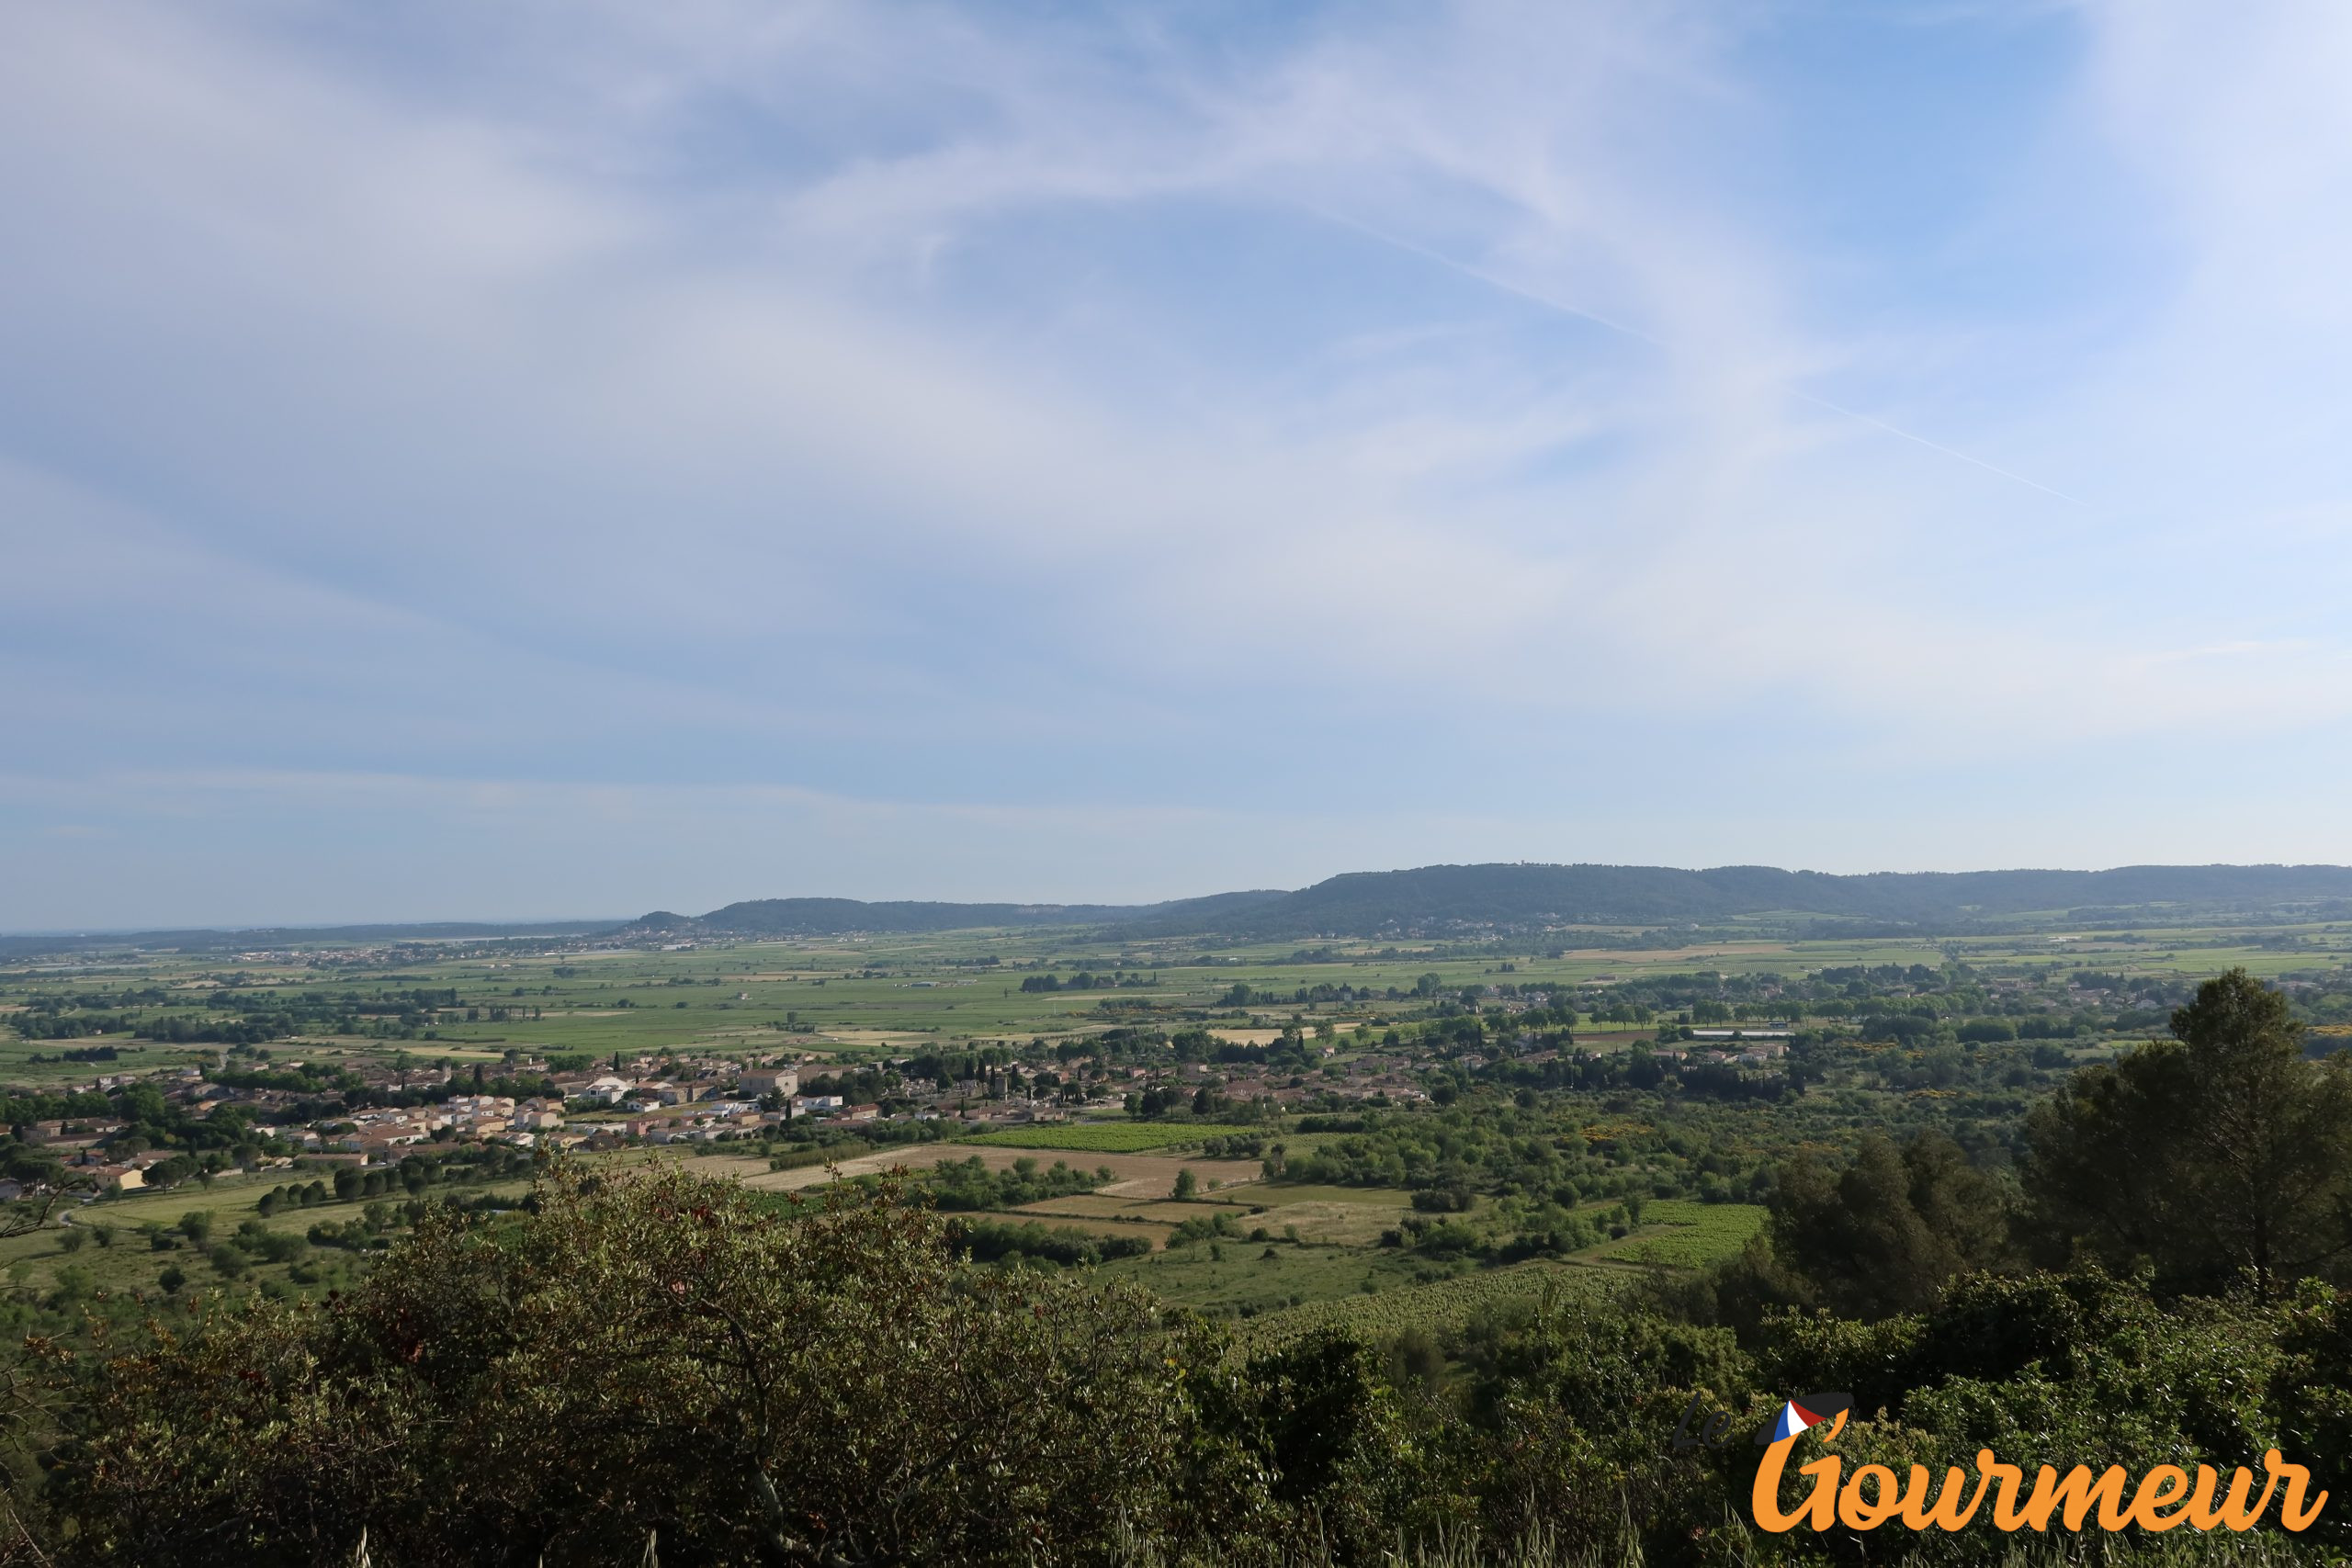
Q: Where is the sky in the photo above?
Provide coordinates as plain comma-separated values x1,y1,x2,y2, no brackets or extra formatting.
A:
6,0,2352,930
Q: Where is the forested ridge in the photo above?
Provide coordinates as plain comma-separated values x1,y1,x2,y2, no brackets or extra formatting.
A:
18,865,2352,959
653,863,2352,942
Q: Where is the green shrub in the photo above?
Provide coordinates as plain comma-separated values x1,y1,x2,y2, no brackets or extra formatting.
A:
44,1161,1216,1566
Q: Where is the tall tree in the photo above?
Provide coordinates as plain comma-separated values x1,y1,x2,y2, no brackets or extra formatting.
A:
2023,967,2352,1292
1765,1129,2016,1318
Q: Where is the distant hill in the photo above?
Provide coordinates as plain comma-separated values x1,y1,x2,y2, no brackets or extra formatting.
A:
658,862,2352,941
0,919,617,961
658,897,1144,936
626,888,1290,939
17,863,2352,959
1136,862,2352,937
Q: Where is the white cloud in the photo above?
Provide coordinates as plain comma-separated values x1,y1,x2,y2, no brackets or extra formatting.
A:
4,0,2351,921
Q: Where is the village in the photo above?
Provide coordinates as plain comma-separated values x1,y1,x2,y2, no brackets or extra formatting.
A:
0,997,1818,1204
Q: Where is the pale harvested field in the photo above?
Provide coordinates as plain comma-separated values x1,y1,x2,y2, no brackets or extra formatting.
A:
1247,1183,1419,1243
679,1154,774,1180
744,1145,1046,1192
1250,1198,1409,1245
1247,1183,1418,1206
1102,1156,1265,1200
819,1029,963,1049
1015,1192,1261,1247
1566,942,1792,964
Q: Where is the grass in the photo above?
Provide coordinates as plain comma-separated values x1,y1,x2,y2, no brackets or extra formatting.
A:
1586,1200,1768,1269
1239,1183,1419,1244
0,1159,545,1302
342,1513,2338,1567
1249,1182,1422,1207
1224,1259,1615,1356
1,1179,357,1302
0,1037,206,1087
1008,1193,1160,1218
1102,1520,2337,1568
996,1213,1176,1246
956,1122,1263,1153
1097,1235,1430,1319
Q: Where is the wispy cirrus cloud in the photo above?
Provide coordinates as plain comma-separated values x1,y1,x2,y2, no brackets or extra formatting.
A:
4,0,2351,925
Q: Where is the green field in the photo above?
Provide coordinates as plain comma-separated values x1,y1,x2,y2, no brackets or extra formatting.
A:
1099,1232,1429,1318
957,1122,1263,1153
1587,1200,1769,1268
7,906,2348,1348
7,912,2341,1081
1225,1259,1618,1355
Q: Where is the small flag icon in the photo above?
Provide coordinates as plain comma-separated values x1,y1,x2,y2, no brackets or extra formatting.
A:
1756,1392,1852,1445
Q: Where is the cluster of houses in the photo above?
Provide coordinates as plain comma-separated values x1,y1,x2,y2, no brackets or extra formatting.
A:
1649,1040,1791,1070
316,1094,571,1162
11,1115,147,1195
7,1014,1772,1200
9,1056,865,1192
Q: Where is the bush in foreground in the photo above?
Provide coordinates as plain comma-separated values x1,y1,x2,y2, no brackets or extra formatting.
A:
42,1165,1206,1565
25,1156,2349,1566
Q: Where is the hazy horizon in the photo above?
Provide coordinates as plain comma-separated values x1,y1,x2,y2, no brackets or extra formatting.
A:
9,1,2352,928
16,854,2352,938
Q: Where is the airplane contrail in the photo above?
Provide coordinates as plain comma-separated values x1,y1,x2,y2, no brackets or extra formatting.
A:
1783,389,2088,507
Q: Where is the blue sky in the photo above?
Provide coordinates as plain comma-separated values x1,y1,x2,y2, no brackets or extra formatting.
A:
6,0,2352,928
